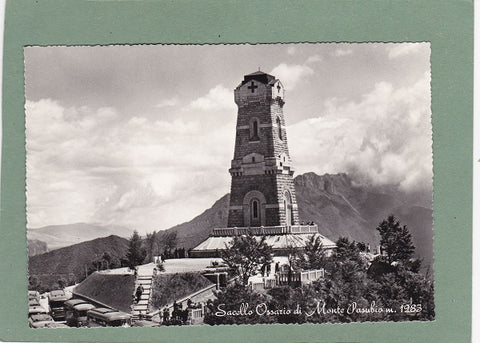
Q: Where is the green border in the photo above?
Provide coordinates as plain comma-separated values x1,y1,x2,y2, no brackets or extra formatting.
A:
0,0,473,342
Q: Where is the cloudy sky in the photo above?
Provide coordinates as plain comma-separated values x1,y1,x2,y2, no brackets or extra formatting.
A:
25,43,431,233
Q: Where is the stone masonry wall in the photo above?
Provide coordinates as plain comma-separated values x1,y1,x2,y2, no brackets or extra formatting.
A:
227,76,298,228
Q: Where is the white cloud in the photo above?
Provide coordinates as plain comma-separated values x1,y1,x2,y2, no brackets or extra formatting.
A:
333,48,353,57
387,44,421,59
270,63,314,90
155,97,178,108
187,84,235,111
287,46,296,55
306,55,322,64
26,99,235,232
289,72,432,193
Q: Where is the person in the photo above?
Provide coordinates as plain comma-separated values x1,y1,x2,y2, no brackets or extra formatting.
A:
182,308,189,323
135,284,144,303
162,308,170,323
275,262,280,273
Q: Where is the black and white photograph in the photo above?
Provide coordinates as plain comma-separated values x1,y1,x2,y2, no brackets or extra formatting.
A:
25,43,434,328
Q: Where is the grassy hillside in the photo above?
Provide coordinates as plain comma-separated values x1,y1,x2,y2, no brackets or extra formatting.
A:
28,235,129,291
74,272,135,313
150,273,213,309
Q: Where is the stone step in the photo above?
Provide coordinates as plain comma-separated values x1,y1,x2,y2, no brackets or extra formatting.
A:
131,309,148,314
143,289,151,295
133,305,148,311
137,300,149,306
137,275,153,279
137,280,152,285
140,294,149,300
136,285,151,290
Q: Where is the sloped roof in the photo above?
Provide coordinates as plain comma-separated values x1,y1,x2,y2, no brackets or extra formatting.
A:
191,233,336,252
241,70,276,86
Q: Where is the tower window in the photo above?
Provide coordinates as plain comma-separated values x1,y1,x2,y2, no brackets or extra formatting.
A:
250,118,260,140
252,157,255,163
276,117,283,140
252,199,259,219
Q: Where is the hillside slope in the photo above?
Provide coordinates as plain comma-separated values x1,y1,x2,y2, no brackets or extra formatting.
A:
157,194,230,251
27,239,48,256
28,223,132,251
294,173,433,266
28,235,129,290
74,272,135,313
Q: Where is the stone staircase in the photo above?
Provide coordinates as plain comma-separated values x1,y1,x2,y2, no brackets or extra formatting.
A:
131,264,156,321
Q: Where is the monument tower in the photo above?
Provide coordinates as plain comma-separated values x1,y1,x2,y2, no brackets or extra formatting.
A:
190,71,335,258
227,71,299,228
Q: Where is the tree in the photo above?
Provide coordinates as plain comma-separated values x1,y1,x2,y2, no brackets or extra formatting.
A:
126,230,147,268
300,235,326,270
334,237,365,267
204,283,272,325
284,244,302,271
220,234,273,285
28,275,42,291
376,215,415,264
57,278,67,289
145,231,157,263
163,232,178,259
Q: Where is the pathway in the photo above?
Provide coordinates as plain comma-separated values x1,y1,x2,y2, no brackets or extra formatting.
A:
131,263,156,321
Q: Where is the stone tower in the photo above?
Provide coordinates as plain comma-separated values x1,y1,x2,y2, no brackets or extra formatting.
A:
227,71,299,228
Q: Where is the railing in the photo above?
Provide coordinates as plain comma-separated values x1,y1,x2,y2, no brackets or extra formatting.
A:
299,269,324,283
188,307,204,325
211,225,318,237
290,225,319,234
249,278,276,291
190,307,203,319
275,272,300,285
275,269,324,286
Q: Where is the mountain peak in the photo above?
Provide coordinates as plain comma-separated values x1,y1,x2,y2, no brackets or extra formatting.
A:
294,172,352,194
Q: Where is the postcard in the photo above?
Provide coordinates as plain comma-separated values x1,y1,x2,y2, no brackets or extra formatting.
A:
0,1,473,342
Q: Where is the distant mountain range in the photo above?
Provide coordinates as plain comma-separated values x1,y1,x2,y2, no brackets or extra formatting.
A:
28,235,129,290
28,172,433,267
27,223,133,255
159,172,433,266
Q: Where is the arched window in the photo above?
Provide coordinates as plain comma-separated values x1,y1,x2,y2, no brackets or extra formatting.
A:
251,199,259,219
283,191,293,226
243,190,266,227
249,117,260,141
276,117,282,140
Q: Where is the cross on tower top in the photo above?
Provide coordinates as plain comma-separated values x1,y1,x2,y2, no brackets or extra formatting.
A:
247,81,258,93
